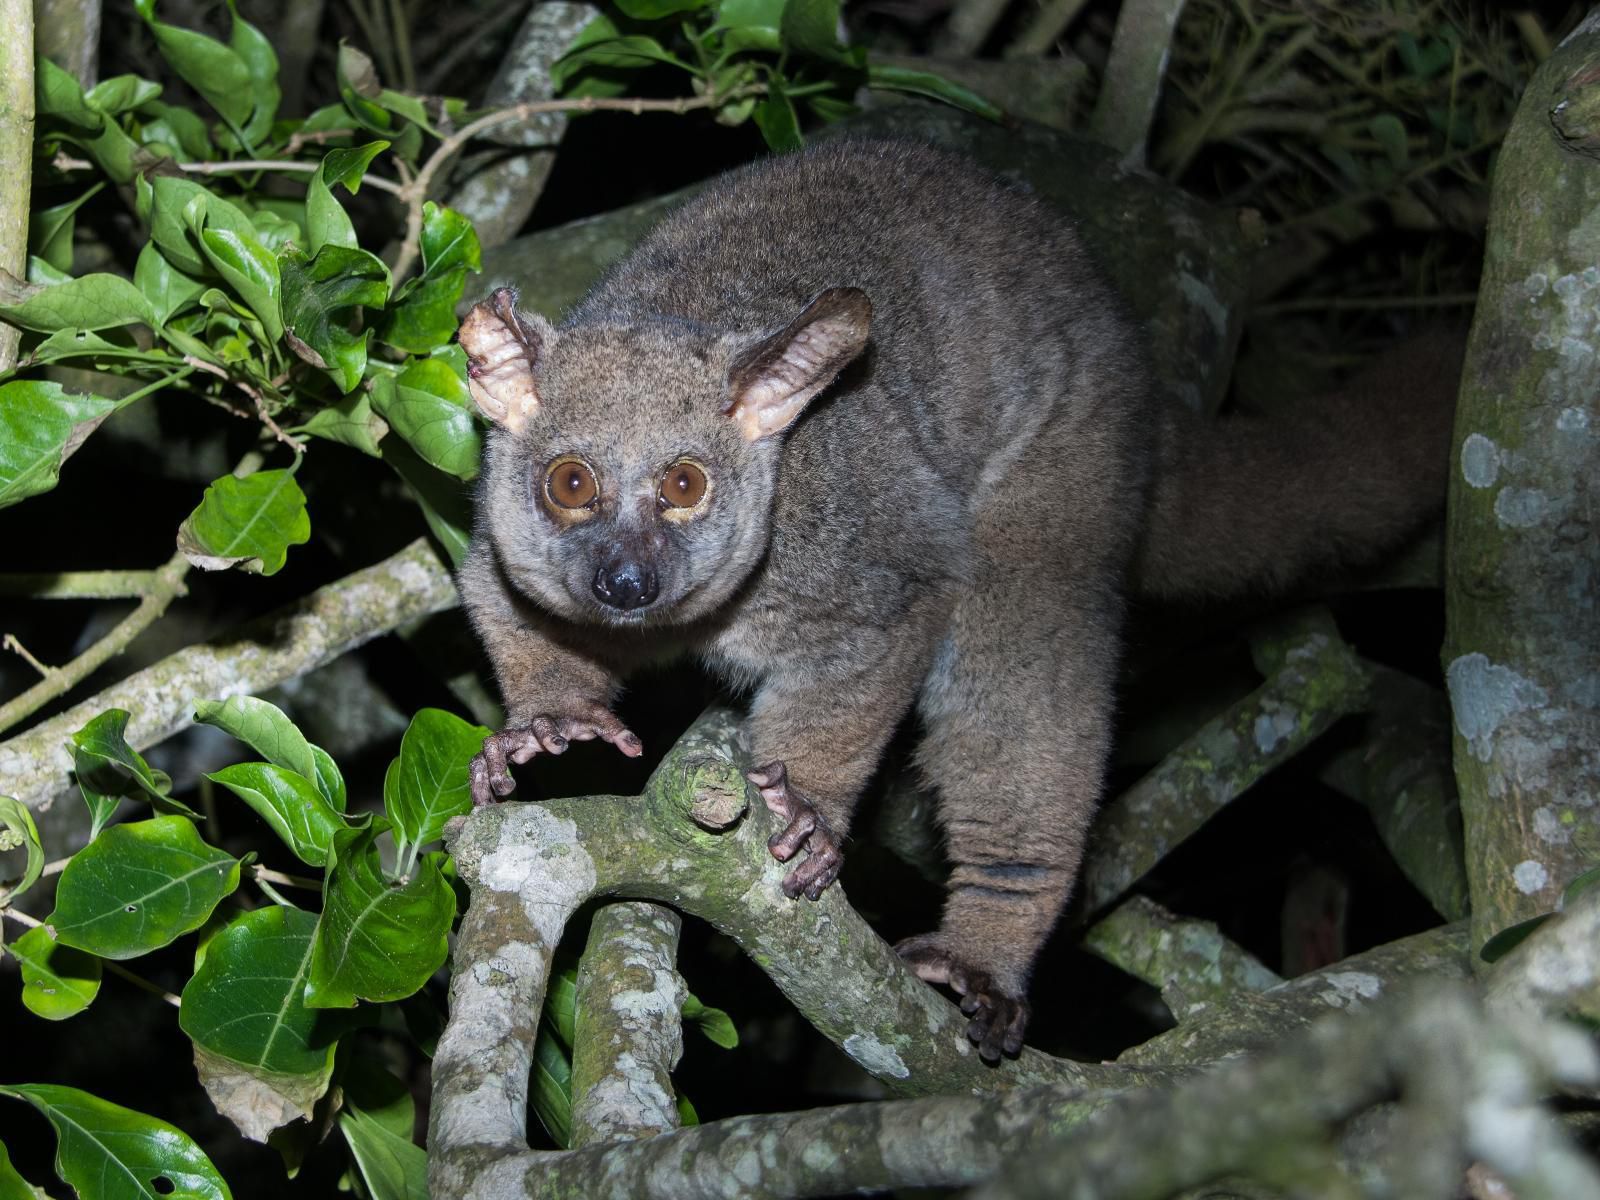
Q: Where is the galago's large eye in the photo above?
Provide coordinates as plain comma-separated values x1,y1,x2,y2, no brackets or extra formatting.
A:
659,461,708,510
545,457,598,509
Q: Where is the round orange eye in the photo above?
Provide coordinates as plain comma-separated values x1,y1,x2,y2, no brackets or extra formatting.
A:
545,458,598,509
659,462,707,509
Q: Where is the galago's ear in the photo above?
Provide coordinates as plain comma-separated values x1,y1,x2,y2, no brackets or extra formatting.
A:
458,287,556,433
724,287,872,442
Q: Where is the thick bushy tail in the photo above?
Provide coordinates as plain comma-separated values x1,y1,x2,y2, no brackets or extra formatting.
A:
1133,330,1467,601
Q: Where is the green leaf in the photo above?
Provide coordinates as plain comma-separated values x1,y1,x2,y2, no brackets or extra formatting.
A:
138,100,214,158
207,762,348,868
752,81,802,152
181,906,341,1138
866,62,1003,122
86,74,163,114
341,1055,415,1138
1565,865,1600,904
0,270,156,333
135,0,255,130
0,796,43,905
380,434,473,566
148,175,256,277
614,0,715,21
30,184,105,274
135,243,207,326
781,0,864,65
715,0,785,52
1479,914,1551,964
337,43,394,133
279,246,389,392
552,25,694,90
419,202,481,278
372,357,481,481
681,993,739,1048
339,1108,429,1200
1369,113,1409,170
0,1083,232,1199
227,1,281,145
324,141,391,191
177,469,311,576
301,391,389,457
307,823,454,1008
48,815,240,960
305,165,356,255
0,1136,38,1198
378,266,465,354
192,696,331,800
190,204,284,344
0,380,123,508
34,56,100,128
6,925,102,1020
69,708,192,827
531,1019,573,1147
545,958,578,1045
677,1093,700,1126
384,708,490,854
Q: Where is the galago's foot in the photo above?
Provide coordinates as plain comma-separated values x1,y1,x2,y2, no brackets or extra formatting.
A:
469,708,641,806
747,760,844,901
894,934,1030,1063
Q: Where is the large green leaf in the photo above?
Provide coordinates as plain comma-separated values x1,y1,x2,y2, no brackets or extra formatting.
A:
279,246,389,393
0,381,123,508
34,56,101,128
307,823,454,1008
780,0,864,64
418,202,481,278
0,272,156,332
384,708,490,856
147,175,257,278
135,0,254,130
86,74,164,115
372,357,481,481
207,762,348,868
0,796,43,905
180,906,340,1139
531,1020,573,1148
48,815,240,960
715,0,785,52
615,0,714,16
339,1108,428,1200
6,925,102,1020
0,1084,232,1199
177,469,310,576
752,80,802,153
866,62,1004,122
552,19,694,89
135,243,207,326
29,184,105,273
192,695,344,809
378,267,465,355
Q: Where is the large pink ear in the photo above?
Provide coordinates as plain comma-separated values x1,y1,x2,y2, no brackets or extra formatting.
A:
724,287,872,442
458,288,556,433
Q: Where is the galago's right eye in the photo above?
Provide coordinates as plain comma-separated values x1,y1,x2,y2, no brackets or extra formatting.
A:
544,457,598,509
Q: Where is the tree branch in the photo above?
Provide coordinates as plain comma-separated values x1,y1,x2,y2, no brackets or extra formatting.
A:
0,0,35,376
0,537,457,815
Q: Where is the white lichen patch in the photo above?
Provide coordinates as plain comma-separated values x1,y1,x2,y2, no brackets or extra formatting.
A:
1523,272,1548,299
1253,707,1298,754
1177,271,1228,336
1460,433,1501,488
1531,806,1572,846
1494,487,1549,528
480,842,542,893
1557,406,1591,433
1445,653,1550,763
1316,971,1382,1009
1512,859,1550,895
843,1032,910,1079
801,1141,841,1172
609,969,681,1022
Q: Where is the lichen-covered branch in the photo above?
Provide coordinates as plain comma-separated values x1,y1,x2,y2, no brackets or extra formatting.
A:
1083,894,1280,1021
445,3,597,252
972,984,1600,1200
1320,664,1469,922
0,0,34,375
0,537,457,816
569,901,685,1146
1118,922,1471,1068
1080,609,1370,912
1088,0,1190,164
1444,11,1600,961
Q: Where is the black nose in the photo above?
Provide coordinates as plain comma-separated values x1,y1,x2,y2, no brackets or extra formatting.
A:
592,560,659,611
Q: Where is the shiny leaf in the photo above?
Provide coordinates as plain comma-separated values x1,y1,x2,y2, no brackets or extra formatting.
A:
0,380,122,508
177,469,310,576
384,708,490,853
6,925,102,1020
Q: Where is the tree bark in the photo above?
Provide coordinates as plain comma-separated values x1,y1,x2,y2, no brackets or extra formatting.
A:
0,0,35,375
1444,11,1600,961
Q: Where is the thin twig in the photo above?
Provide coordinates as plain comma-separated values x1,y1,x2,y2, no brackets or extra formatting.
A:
3,635,55,679
253,864,321,891
105,960,181,1007
1259,291,1480,315
389,87,766,281
177,158,406,196
0,569,176,600
182,356,303,451
0,550,193,736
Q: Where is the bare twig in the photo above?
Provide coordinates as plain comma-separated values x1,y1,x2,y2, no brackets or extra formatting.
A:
3,635,55,680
